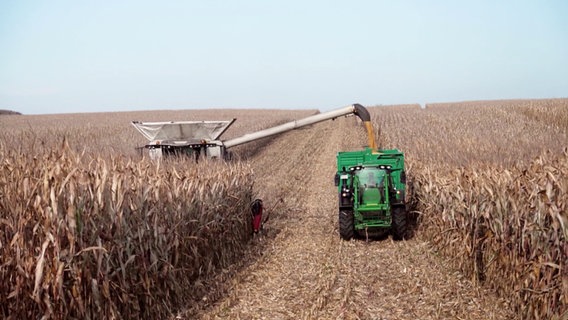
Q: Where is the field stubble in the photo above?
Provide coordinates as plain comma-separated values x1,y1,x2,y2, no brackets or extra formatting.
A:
197,117,513,320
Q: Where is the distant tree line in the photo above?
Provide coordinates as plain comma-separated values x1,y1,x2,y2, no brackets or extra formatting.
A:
0,109,22,115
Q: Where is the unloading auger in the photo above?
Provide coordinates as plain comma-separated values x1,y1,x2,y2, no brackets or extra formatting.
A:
131,103,378,160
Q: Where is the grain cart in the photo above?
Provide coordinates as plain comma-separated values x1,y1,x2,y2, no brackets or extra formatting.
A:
131,104,377,160
335,148,407,240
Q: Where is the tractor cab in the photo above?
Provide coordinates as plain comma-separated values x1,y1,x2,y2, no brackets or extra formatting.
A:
354,167,386,205
351,166,391,227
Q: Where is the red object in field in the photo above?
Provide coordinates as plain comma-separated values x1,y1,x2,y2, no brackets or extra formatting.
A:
251,199,263,233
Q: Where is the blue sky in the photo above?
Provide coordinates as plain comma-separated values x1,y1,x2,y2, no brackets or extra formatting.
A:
1,1,567,114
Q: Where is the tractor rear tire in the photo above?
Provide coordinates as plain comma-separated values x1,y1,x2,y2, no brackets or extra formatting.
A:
339,210,354,240
392,206,408,240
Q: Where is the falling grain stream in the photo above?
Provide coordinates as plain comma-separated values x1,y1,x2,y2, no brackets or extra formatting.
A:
198,117,513,320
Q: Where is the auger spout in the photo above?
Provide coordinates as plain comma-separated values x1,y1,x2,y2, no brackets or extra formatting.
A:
223,104,377,150
352,103,378,151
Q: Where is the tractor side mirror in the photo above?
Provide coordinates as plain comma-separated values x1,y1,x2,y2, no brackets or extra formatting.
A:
334,173,340,186
401,171,407,184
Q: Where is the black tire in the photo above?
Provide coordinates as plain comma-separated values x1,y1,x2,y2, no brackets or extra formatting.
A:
392,206,408,240
339,210,354,240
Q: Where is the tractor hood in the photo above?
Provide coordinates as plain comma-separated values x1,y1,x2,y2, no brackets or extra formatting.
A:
131,120,235,142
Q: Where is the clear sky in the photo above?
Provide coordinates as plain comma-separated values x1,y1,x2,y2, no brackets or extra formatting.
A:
1,1,567,114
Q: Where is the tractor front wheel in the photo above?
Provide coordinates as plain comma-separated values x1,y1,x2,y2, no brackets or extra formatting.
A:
339,210,354,240
392,206,408,240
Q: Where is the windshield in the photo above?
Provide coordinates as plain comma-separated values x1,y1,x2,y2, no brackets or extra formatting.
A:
356,167,385,188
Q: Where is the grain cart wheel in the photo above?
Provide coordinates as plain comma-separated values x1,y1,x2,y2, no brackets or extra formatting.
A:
339,210,354,240
392,206,408,240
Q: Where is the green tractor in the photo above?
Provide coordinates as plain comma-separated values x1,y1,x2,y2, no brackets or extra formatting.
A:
335,148,408,240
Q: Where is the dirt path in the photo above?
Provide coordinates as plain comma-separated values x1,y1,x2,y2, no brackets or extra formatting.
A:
199,117,512,320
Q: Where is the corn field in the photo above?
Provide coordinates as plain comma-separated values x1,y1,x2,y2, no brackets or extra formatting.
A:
372,99,568,319
0,108,317,319
0,142,256,318
1,108,316,157
411,151,567,319
1,101,567,319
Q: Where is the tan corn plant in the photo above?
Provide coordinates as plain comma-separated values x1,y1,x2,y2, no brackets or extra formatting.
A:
0,143,256,319
369,99,568,319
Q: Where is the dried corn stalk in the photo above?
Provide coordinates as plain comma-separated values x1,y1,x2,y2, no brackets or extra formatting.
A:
0,145,255,319
410,150,567,319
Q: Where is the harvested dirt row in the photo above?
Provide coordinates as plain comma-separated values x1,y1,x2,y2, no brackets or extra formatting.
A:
199,117,513,319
